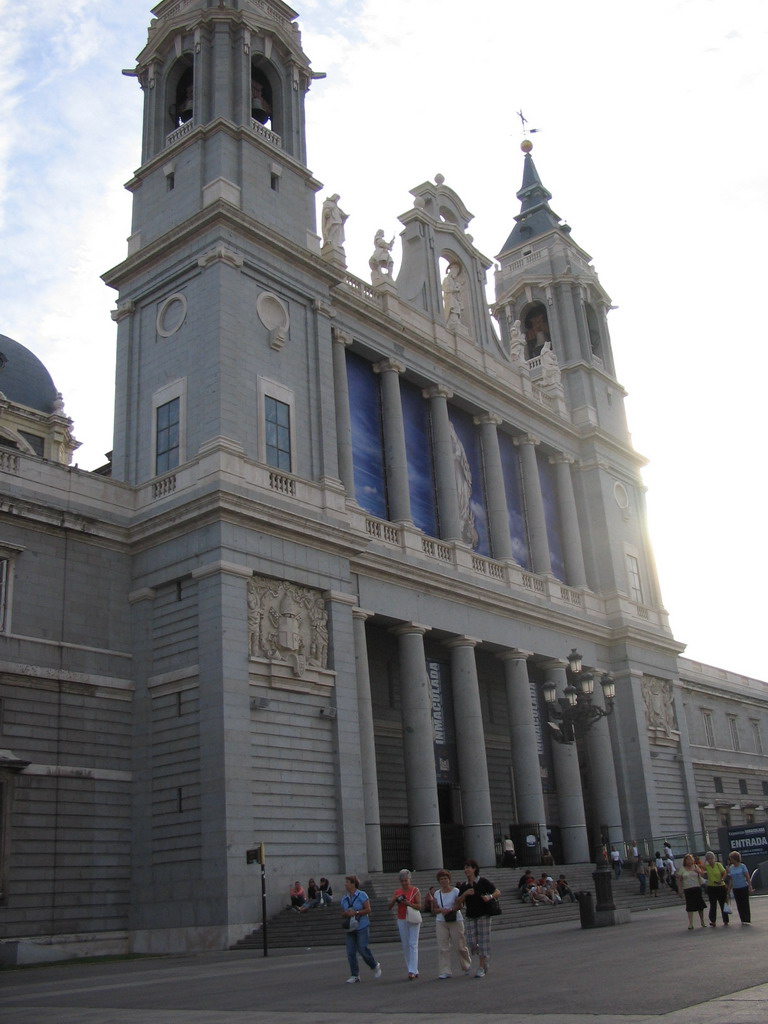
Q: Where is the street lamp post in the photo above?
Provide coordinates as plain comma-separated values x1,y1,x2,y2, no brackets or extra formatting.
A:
542,650,620,918
541,649,616,744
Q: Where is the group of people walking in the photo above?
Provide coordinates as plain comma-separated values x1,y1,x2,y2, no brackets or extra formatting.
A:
677,850,754,929
340,860,500,983
338,846,755,982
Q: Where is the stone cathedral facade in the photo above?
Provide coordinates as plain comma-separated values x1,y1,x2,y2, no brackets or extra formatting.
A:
1,0,767,961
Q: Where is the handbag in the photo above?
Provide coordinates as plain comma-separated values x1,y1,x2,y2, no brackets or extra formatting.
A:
437,892,457,922
723,901,732,915
485,897,502,917
406,905,422,925
343,892,362,930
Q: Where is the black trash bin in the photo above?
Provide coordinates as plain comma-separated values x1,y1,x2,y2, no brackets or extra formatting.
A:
576,890,595,928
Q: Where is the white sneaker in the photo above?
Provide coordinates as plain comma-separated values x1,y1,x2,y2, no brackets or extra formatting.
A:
346,976,360,984
438,973,451,979
475,968,486,978
373,963,382,978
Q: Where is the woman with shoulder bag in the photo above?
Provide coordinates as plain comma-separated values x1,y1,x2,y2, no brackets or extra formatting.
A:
388,868,422,979
340,876,381,983
432,869,471,979
455,859,501,979
703,851,729,926
677,853,706,930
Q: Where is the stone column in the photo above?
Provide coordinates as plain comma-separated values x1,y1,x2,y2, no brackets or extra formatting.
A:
476,414,513,561
391,623,443,868
551,454,588,588
498,650,547,847
425,386,462,542
374,359,412,524
444,637,496,865
543,660,590,863
584,680,623,850
331,328,355,497
352,609,382,871
514,434,551,575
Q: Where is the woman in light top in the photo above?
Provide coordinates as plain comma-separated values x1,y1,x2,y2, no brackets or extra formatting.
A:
677,854,706,930
431,869,471,979
726,851,754,925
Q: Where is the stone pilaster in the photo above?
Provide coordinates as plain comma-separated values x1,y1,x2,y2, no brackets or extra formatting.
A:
551,454,587,588
498,649,547,847
584,681,623,849
542,659,590,863
374,359,412,523
424,385,462,542
514,434,551,575
391,623,442,868
352,608,382,871
444,637,496,865
476,414,513,561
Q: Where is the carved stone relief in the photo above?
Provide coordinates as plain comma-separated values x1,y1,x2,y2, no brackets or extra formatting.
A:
247,575,328,678
642,675,680,746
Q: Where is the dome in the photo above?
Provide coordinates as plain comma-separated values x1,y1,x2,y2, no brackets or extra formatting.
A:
0,334,59,415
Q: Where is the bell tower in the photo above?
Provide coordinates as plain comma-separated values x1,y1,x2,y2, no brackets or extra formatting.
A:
494,140,625,436
105,0,326,485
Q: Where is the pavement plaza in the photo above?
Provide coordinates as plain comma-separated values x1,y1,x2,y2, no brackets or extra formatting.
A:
1,900,767,1024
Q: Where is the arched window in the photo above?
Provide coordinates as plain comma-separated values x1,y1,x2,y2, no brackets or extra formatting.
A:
250,67,273,127
168,62,194,129
585,303,602,357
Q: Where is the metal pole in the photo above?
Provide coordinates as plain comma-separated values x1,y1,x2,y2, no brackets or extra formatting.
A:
261,862,268,957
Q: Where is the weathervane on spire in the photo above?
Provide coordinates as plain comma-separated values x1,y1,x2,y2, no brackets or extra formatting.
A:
516,109,541,152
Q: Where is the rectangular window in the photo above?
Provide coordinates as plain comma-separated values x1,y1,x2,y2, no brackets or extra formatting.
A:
763,780,768,797
751,720,763,755
702,711,715,748
728,716,740,752
718,809,731,827
739,779,748,795
155,397,180,475
264,395,291,471
18,431,45,457
714,776,723,793
258,377,296,477
626,554,644,604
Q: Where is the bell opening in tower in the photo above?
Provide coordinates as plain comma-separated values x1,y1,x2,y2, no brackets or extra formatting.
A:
170,65,194,128
523,302,550,360
251,68,273,127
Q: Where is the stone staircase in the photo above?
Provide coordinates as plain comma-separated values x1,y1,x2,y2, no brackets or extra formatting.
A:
230,864,680,950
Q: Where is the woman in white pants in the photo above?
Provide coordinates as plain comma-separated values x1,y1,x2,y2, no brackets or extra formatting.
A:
388,868,422,979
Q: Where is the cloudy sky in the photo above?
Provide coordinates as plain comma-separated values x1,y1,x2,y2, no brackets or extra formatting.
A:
1,0,766,679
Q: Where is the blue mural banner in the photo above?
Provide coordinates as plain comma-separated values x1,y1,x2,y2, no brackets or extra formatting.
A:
447,406,489,555
498,431,530,568
401,379,438,536
536,453,565,582
346,351,387,519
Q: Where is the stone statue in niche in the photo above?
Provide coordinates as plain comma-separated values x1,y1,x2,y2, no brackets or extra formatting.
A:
539,341,561,386
441,263,464,328
321,194,347,249
247,575,329,678
508,318,526,363
369,229,394,284
642,676,678,741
